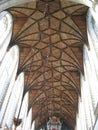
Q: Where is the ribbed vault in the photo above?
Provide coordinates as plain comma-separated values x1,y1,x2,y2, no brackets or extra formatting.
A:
7,0,88,129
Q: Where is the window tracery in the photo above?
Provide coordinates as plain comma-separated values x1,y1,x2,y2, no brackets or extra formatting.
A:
0,11,13,62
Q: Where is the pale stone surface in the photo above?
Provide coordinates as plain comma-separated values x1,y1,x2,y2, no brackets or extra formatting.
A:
0,0,35,11
94,118,98,130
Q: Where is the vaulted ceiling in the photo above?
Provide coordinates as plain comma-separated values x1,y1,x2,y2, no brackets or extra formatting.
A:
7,0,88,129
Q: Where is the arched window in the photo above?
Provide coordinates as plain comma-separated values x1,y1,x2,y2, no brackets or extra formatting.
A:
0,11,13,62
90,6,98,26
86,10,98,112
0,45,19,128
87,10,98,57
0,45,19,109
1,72,24,128
15,73,24,119
0,61,18,126
31,121,35,130
24,109,32,130
16,92,29,130
81,74,94,130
